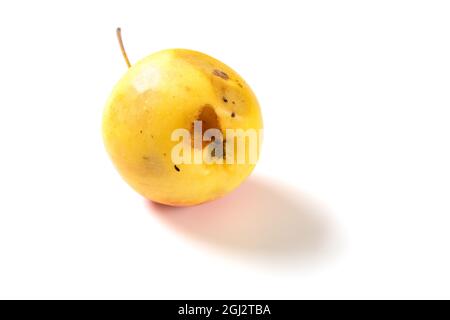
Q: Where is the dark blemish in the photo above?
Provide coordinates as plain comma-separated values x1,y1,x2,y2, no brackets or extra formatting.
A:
140,130,143,134
163,153,167,157
142,156,149,160
174,165,180,172
213,69,229,80
222,139,227,159
191,104,221,149
237,81,243,88
222,97,228,103
151,135,154,139
232,101,236,104
231,112,236,118
211,138,225,159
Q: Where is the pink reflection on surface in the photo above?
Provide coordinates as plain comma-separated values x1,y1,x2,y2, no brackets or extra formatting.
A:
148,176,335,263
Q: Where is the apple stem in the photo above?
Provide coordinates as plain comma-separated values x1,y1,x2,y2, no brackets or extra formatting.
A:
116,27,131,68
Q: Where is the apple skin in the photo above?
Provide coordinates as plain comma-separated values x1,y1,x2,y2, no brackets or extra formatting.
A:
103,49,263,206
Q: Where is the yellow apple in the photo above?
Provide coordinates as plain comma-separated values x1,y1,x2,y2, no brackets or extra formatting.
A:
102,29,263,206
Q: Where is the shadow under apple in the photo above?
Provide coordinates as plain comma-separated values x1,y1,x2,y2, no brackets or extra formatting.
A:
148,176,335,265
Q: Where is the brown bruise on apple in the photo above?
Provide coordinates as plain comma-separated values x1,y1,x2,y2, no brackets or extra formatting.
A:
177,53,253,163
191,105,220,147
190,104,226,161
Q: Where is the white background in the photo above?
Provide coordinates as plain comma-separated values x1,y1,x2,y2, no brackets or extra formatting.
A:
0,0,449,299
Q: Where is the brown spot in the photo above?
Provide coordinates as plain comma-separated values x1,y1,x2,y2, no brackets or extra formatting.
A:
231,112,236,118
191,105,221,149
163,153,167,157
211,141,216,158
222,140,227,160
210,137,226,159
222,97,228,103
213,69,229,80
174,165,180,172
232,101,236,104
140,130,143,134
142,156,149,160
